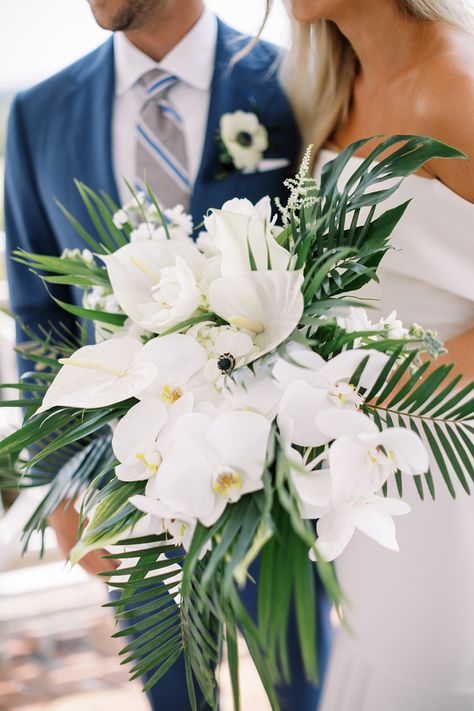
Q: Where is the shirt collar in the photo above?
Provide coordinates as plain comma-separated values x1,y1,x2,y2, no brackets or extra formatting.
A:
114,9,217,96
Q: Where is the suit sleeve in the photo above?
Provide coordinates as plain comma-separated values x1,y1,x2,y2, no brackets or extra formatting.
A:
4,95,79,378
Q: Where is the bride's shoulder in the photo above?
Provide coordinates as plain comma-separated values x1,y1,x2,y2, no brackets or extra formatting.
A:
412,31,474,202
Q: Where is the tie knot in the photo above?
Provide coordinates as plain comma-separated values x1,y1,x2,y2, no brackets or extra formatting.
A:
140,69,178,100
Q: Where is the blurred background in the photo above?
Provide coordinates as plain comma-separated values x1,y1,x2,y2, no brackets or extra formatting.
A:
0,2,288,709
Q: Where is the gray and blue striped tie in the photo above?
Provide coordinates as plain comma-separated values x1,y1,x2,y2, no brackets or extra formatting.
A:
136,69,191,210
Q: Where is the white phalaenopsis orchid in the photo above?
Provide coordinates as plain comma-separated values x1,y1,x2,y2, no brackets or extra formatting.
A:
145,411,271,526
113,399,169,481
129,495,200,552
274,347,389,447
38,337,157,412
209,270,304,364
310,409,429,561
133,333,207,405
112,395,193,482
101,240,208,333
286,447,332,519
316,409,429,499
222,364,282,421
209,209,292,276
313,496,411,563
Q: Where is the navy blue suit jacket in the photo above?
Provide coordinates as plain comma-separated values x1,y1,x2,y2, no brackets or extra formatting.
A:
4,19,301,375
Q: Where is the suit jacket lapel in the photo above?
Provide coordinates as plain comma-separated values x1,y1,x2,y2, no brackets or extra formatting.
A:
67,38,120,208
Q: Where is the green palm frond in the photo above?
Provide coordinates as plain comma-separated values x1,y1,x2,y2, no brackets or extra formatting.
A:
356,349,474,498
105,535,221,708
293,136,464,304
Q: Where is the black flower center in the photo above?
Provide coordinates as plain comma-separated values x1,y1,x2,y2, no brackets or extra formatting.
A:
217,353,236,374
236,131,253,147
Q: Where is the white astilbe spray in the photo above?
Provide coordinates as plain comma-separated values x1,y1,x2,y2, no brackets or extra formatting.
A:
275,145,319,226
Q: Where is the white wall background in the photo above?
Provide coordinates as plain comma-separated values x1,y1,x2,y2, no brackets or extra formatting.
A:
0,0,289,92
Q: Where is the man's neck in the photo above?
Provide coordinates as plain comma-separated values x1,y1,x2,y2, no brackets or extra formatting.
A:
124,0,205,62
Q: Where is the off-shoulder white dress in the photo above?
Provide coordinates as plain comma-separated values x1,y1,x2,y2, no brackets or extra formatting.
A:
314,149,474,711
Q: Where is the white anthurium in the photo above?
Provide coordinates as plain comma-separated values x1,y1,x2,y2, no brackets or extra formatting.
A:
100,240,207,333
134,333,207,405
208,270,304,364
312,495,411,562
210,209,292,276
274,347,389,447
151,411,271,526
197,195,278,261
205,196,274,233
37,336,157,413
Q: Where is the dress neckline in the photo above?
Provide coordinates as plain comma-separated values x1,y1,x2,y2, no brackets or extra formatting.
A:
317,148,474,207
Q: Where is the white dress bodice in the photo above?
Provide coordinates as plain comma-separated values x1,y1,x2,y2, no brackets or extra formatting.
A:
315,149,474,340
314,150,474,711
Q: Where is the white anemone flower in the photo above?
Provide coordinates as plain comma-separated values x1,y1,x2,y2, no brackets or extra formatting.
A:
100,240,207,333
208,270,304,364
220,111,268,171
134,333,207,405
38,336,157,413
202,330,255,382
151,411,271,526
274,347,389,447
210,209,291,276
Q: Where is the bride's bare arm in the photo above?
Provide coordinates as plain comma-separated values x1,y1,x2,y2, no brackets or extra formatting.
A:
416,42,474,202
49,500,118,579
435,328,474,381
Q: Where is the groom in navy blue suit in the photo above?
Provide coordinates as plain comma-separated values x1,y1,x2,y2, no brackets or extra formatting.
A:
4,1,331,708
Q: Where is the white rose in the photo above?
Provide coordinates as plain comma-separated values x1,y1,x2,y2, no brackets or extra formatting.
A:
139,256,205,332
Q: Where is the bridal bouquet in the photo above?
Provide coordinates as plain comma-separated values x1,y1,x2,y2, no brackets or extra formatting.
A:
1,136,473,710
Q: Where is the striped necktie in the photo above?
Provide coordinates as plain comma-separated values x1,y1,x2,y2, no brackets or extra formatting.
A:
135,69,191,211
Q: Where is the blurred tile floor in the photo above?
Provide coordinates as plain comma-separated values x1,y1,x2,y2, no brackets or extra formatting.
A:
0,556,269,711
0,564,150,711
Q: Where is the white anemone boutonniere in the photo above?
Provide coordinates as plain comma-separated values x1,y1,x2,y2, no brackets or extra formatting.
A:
218,110,269,176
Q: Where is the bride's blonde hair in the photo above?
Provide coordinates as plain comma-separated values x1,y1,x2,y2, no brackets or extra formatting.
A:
279,0,474,155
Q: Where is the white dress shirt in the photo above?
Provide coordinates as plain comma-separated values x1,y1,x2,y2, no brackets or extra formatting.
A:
112,9,218,204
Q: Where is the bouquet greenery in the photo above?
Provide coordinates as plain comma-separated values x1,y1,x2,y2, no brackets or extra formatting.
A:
1,136,473,710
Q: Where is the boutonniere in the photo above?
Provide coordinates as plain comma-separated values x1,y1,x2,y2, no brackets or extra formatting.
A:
217,110,269,178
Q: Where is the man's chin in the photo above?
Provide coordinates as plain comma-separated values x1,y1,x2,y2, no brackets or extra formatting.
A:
87,0,155,32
